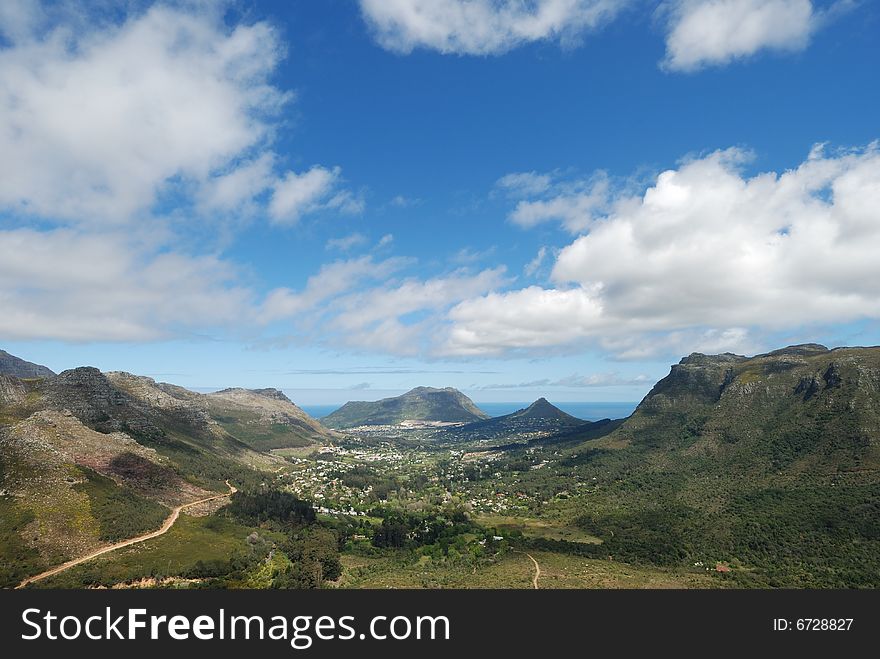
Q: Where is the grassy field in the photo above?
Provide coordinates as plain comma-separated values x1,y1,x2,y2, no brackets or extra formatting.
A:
476,514,602,544
271,447,322,459
335,549,719,589
526,551,719,588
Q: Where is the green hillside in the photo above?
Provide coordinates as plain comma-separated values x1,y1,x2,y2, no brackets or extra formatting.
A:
0,364,292,586
505,344,880,586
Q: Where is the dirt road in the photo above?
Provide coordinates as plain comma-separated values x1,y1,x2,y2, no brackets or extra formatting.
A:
16,480,237,589
525,552,541,589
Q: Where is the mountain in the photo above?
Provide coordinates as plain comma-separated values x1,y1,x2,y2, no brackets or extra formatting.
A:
612,343,880,475
443,397,588,442
0,349,55,378
204,387,337,449
322,386,489,428
520,344,880,587
0,359,331,587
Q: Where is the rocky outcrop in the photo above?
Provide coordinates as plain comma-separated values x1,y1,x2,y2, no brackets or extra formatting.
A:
216,387,292,403
45,367,162,439
105,372,213,430
0,374,27,406
639,352,748,411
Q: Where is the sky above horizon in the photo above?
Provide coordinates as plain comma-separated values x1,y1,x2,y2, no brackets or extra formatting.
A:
1,0,878,405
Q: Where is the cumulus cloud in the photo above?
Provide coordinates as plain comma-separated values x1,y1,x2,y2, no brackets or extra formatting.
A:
0,3,363,228
447,143,880,357
270,166,364,225
259,256,412,324
661,0,848,72
359,0,850,69
0,4,288,224
198,153,276,215
0,228,255,342
326,267,510,355
447,286,605,355
0,4,366,344
358,0,627,55
260,257,508,356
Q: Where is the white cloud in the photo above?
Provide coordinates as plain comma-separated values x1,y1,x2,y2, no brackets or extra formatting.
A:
452,246,496,264
359,0,848,68
259,256,412,324
377,234,395,248
390,195,420,208
334,268,508,332
0,5,371,345
478,372,651,388
269,166,364,225
446,286,605,355
0,0,43,43
198,153,276,214
330,267,509,355
524,246,549,276
447,143,880,357
496,171,554,197
0,228,255,341
662,0,846,71
498,170,614,232
0,4,364,229
358,0,627,55
0,4,289,224
259,256,507,356
326,232,369,252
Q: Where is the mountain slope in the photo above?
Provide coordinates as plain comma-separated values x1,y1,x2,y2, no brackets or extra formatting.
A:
104,373,333,450
517,344,880,587
0,350,54,378
322,386,489,428
444,398,588,442
611,343,880,475
205,387,336,449
0,360,307,586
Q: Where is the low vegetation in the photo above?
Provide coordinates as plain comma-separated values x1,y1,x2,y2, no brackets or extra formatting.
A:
73,468,169,542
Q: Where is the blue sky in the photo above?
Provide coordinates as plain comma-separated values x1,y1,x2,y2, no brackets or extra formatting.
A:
1,1,878,404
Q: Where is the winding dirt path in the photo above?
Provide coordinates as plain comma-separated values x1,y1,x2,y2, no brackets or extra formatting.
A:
16,480,237,589
524,552,541,589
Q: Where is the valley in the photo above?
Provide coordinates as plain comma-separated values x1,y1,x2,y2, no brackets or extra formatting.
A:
2,344,879,589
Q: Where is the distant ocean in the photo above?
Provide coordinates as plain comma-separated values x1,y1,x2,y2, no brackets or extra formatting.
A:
300,401,637,422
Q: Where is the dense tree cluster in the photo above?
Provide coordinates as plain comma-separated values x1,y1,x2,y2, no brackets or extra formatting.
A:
227,490,317,527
